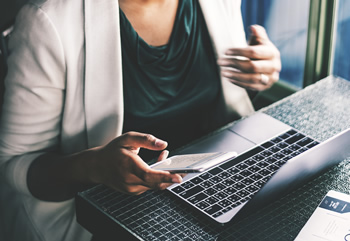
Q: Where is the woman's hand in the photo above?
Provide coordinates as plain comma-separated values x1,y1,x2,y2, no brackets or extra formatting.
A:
90,131,182,195
217,25,281,91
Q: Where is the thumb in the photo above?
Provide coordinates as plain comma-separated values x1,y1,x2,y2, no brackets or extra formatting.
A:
118,131,168,151
248,25,269,45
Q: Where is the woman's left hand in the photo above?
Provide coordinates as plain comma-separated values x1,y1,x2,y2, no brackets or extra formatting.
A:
217,25,281,91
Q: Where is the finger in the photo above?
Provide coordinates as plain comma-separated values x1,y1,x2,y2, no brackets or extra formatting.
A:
225,45,277,61
117,131,168,151
158,150,169,162
248,25,270,45
117,184,150,195
130,154,183,185
222,71,279,91
218,58,281,74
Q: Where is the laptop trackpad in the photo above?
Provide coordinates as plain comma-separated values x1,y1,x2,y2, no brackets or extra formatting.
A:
229,112,291,144
176,129,255,155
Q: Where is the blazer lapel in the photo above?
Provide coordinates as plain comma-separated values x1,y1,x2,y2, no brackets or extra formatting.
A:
199,0,254,118
84,0,124,148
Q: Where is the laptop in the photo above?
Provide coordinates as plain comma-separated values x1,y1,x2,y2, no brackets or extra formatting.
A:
161,112,350,224
76,112,350,236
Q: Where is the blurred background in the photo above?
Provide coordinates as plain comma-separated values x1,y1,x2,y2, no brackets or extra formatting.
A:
1,0,350,110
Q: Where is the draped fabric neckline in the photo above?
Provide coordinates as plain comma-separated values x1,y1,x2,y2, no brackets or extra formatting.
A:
120,0,221,158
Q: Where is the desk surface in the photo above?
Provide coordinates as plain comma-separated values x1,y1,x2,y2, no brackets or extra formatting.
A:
77,76,350,241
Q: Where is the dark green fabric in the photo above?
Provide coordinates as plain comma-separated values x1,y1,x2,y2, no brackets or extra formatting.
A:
120,0,221,160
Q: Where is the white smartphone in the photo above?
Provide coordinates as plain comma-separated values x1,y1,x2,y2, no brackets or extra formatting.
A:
150,152,237,173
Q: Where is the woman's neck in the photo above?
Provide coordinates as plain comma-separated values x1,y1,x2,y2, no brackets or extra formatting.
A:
119,0,179,46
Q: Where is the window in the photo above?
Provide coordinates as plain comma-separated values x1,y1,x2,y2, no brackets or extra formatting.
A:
241,0,310,89
332,0,350,80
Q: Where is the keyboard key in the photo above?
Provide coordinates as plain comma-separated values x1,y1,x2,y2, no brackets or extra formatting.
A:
250,173,263,181
252,154,265,161
272,153,285,159
219,158,237,169
224,187,236,195
221,179,235,186
290,151,301,157
172,186,185,194
231,174,244,182
245,158,257,165
213,211,224,218
261,141,274,149
289,144,301,151
255,179,267,187
230,202,240,208
210,176,222,184
206,196,219,205
227,194,241,202
297,137,314,147
214,191,228,200
241,177,254,185
271,137,283,144
278,133,291,140
218,171,230,179
298,147,308,153
195,201,210,210
276,142,289,149
208,167,223,175
266,164,280,172
307,141,320,148
248,165,261,173
236,162,249,170
232,182,245,190
222,207,233,213
204,204,222,215
246,185,259,193
239,169,253,177
182,182,195,189
265,157,277,164
218,199,232,207
200,180,214,188
268,146,281,153
236,189,250,198
275,159,287,166
256,161,269,168
230,146,264,165
286,129,297,135
203,188,217,196
261,150,273,157
188,193,208,204
280,148,293,155
258,169,272,176
199,172,212,180
285,133,305,144
179,186,204,199
227,167,240,175
190,177,204,184
213,183,226,191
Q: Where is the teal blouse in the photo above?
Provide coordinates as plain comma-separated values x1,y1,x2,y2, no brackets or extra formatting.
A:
120,0,221,160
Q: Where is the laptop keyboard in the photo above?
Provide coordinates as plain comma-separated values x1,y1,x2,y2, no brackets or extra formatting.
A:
169,129,320,219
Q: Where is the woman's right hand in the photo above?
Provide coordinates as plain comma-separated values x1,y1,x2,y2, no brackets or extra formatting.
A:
90,132,183,195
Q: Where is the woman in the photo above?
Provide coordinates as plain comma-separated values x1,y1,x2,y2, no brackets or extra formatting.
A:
0,0,281,240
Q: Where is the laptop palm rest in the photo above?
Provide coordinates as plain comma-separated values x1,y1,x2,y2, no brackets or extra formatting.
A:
178,113,291,155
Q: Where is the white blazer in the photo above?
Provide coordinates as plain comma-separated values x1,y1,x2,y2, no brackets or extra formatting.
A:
0,0,254,240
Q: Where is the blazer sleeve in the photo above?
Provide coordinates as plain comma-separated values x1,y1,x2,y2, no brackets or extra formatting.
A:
0,3,66,196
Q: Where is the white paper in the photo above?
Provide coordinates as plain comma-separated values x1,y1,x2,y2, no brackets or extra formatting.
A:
295,190,350,241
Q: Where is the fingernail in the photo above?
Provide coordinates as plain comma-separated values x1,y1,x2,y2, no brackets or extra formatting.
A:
155,139,167,147
172,176,182,183
226,49,236,55
217,59,228,65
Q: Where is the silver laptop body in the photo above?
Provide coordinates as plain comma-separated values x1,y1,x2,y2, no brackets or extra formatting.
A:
167,113,350,224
